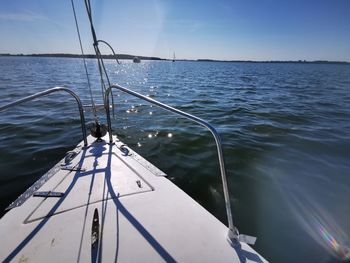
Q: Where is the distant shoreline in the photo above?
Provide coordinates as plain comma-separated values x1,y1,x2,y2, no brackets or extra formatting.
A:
196,59,350,65
0,53,349,65
0,53,164,61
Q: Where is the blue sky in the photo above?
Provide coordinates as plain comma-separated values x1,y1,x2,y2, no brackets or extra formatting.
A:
0,0,349,61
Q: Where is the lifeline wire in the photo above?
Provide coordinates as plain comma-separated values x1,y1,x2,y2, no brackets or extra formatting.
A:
71,0,98,119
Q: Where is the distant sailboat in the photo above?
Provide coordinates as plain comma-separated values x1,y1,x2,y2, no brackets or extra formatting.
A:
172,52,175,62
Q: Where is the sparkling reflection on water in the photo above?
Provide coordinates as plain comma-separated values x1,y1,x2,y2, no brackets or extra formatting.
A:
0,57,350,262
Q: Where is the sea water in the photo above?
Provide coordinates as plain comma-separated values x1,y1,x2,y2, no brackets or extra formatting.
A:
0,56,349,262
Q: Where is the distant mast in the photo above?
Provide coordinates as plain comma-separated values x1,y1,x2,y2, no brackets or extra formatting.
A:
172,52,175,62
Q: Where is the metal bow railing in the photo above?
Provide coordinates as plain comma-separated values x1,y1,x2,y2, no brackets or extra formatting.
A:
104,84,240,244
0,87,88,146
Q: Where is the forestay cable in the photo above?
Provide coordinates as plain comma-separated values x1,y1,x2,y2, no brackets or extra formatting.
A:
83,0,116,118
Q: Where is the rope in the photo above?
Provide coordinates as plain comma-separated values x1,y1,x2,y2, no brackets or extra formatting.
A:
70,0,98,119
97,40,121,65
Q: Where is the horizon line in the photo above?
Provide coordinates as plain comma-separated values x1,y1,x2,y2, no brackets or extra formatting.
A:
0,53,349,64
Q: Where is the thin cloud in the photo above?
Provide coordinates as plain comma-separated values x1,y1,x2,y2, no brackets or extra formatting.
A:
0,11,47,22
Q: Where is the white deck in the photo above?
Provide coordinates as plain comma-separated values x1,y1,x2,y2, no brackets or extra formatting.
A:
0,134,266,262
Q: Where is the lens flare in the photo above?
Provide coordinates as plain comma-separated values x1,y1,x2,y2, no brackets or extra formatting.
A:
319,225,350,261
284,191,350,261
266,164,350,262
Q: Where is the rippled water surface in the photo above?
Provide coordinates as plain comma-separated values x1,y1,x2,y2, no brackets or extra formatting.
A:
1,57,349,262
